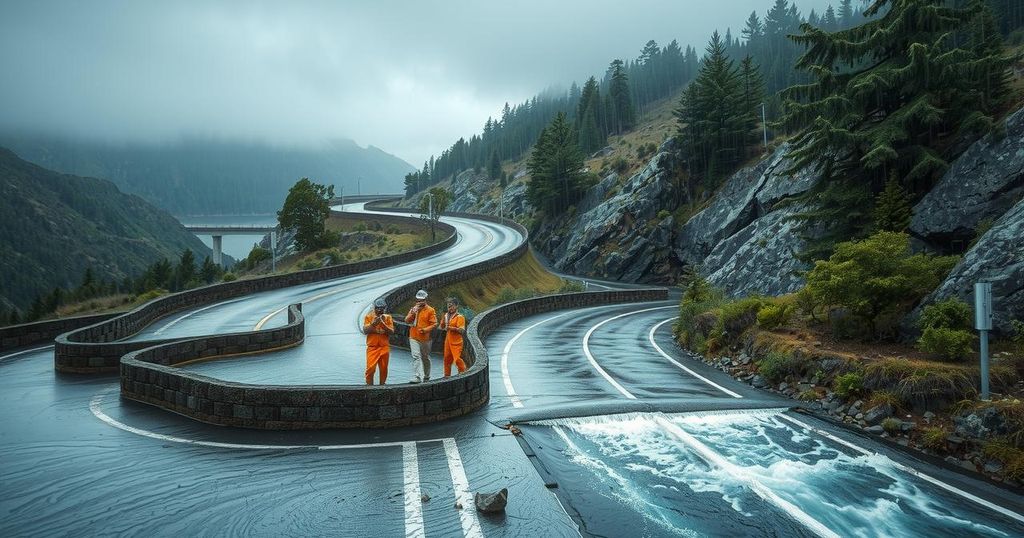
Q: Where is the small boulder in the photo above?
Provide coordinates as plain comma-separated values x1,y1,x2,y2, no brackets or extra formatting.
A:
751,375,768,388
863,404,894,426
475,488,508,513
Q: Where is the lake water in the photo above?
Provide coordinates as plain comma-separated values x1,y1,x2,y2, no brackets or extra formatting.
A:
176,214,278,263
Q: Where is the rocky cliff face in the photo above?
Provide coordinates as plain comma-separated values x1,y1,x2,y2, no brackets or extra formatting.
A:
910,107,1024,252
913,196,1024,334
412,106,1024,320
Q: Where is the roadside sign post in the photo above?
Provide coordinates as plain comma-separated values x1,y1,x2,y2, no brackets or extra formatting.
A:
975,282,993,400
270,230,277,273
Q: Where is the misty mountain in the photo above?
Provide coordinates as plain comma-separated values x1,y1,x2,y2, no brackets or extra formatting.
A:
0,136,415,216
0,146,215,310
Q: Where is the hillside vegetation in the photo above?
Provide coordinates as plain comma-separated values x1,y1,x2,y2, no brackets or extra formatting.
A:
0,147,213,312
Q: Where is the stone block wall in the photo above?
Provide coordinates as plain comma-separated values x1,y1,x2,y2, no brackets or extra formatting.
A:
54,212,457,373
119,289,666,429
0,313,118,353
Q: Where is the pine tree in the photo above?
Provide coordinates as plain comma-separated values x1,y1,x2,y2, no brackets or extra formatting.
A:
488,149,502,181
527,112,590,214
781,0,1013,258
739,56,766,147
607,59,635,134
838,0,855,28
176,249,196,290
874,176,913,232
200,256,220,283
822,6,838,30
675,31,749,186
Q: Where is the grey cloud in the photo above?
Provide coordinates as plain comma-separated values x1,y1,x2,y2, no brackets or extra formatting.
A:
0,1,836,166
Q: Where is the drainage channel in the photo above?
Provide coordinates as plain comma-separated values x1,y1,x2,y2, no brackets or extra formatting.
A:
516,409,1024,537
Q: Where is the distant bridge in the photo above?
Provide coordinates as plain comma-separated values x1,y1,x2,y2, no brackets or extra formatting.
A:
184,225,278,268
184,194,404,267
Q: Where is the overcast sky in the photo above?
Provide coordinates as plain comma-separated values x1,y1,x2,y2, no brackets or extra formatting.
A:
0,1,837,166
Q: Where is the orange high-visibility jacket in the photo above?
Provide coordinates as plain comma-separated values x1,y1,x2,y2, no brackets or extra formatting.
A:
406,305,437,342
364,313,394,347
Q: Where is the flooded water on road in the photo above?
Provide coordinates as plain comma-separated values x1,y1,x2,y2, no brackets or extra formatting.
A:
525,410,1024,537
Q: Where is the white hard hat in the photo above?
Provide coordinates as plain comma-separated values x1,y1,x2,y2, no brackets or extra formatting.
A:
415,289,428,300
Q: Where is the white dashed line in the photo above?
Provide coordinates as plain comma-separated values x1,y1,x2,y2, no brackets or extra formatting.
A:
648,317,743,398
444,438,483,538
403,442,426,538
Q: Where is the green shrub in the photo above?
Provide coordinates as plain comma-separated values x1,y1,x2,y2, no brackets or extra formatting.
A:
323,248,346,265
799,389,819,401
881,417,902,434
917,327,975,361
385,225,400,234
221,273,237,282
834,372,864,398
136,289,167,303
611,157,629,173
674,275,723,350
496,287,537,304
982,440,1024,481
756,351,808,383
921,426,948,451
244,246,271,270
558,280,586,293
803,231,958,338
717,296,765,338
920,298,973,331
657,209,671,220
867,390,903,411
353,223,367,232
757,303,793,330
862,358,1018,408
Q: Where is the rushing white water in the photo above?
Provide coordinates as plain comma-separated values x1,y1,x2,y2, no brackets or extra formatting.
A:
534,410,1022,537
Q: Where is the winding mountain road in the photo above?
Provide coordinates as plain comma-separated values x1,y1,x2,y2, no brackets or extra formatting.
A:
2,207,1023,537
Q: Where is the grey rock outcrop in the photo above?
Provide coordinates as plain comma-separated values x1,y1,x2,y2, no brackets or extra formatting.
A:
915,196,1024,334
675,145,820,296
533,148,680,281
910,108,1024,249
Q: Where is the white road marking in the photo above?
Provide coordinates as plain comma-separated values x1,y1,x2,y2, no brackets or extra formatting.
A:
581,305,677,399
403,442,426,538
0,345,53,362
89,388,451,450
443,438,484,538
501,312,572,408
154,298,246,335
778,413,1024,525
648,317,743,399
653,415,840,538
253,219,500,331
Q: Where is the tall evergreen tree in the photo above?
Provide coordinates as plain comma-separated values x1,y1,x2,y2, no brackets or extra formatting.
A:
838,0,855,28
526,112,590,214
607,59,636,134
874,176,913,232
487,149,502,181
781,0,1013,259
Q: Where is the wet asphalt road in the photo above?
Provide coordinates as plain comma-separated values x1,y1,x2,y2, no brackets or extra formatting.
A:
2,208,1024,537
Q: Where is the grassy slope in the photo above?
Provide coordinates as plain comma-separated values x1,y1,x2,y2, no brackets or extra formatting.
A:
396,250,565,315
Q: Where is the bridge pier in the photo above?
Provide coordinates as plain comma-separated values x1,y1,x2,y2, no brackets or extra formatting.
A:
212,235,223,267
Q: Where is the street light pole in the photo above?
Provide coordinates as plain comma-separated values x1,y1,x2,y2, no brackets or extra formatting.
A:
426,192,434,241
761,102,769,154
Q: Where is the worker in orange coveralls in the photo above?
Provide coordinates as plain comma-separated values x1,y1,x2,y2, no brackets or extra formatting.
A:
405,289,438,383
363,298,394,385
439,297,467,376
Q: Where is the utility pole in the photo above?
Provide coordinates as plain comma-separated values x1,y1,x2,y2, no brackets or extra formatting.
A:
762,102,769,154
357,176,362,195
270,230,277,273
426,192,434,241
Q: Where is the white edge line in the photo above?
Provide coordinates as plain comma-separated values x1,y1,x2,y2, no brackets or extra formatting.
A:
582,305,677,400
443,438,484,538
403,442,426,538
648,317,743,399
89,389,449,451
501,312,572,408
653,415,840,538
155,298,245,335
0,345,53,362
778,414,1024,525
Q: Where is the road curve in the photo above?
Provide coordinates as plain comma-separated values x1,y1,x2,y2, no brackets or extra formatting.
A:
3,208,1023,537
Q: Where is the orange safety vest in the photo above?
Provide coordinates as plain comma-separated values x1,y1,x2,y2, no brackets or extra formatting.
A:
364,312,394,348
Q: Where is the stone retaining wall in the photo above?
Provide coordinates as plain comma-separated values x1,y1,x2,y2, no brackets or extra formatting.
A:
0,313,118,353
54,212,456,373
118,289,667,429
